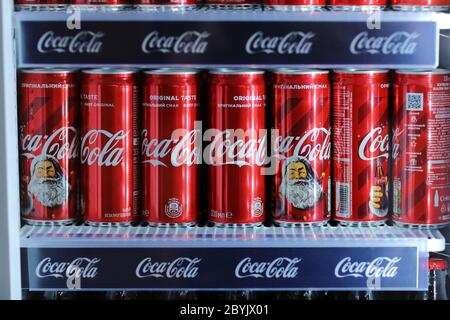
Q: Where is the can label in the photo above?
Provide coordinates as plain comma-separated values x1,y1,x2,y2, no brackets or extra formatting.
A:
393,72,450,225
80,73,139,223
333,73,390,223
141,74,200,224
19,72,78,222
272,73,331,224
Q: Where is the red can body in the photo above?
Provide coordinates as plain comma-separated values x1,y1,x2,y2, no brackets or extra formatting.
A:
141,69,200,225
393,70,450,227
272,69,331,225
19,69,79,225
207,69,266,226
134,0,199,6
264,0,325,8
16,0,68,3
332,70,390,225
204,0,261,6
80,69,139,225
391,0,450,10
71,0,130,5
328,0,387,7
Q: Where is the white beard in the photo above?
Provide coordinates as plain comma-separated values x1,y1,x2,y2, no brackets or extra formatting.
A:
281,178,322,210
28,175,69,208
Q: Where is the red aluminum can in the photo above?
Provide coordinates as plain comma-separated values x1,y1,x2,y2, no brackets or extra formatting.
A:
264,0,326,10
332,69,390,226
272,69,331,226
80,68,139,226
393,69,450,228
328,0,387,10
207,69,266,226
391,0,450,11
71,0,130,10
204,0,262,9
15,0,69,10
19,69,79,225
141,69,200,226
134,0,199,10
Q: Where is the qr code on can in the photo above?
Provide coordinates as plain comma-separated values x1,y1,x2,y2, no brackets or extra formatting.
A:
406,93,423,111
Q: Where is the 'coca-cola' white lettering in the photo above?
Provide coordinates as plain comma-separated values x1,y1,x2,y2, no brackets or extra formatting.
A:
392,128,404,160
37,31,104,54
246,31,315,55
350,31,419,55
141,129,200,167
142,31,209,54
136,257,201,279
35,257,100,279
358,127,389,161
21,126,78,160
204,129,267,167
235,257,301,279
80,129,129,166
274,128,330,161
334,257,401,279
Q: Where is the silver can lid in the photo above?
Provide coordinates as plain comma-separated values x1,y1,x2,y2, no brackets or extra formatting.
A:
396,69,450,75
334,69,389,74
209,68,265,75
21,68,77,74
143,68,199,75
274,68,329,75
82,68,137,75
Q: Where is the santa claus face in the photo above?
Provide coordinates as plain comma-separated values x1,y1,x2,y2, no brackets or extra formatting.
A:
281,160,322,210
28,158,69,208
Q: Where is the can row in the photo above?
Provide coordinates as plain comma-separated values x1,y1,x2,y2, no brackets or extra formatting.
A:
18,67,450,228
14,0,450,12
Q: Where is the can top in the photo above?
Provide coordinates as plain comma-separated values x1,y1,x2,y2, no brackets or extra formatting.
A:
82,68,136,75
143,68,199,75
21,68,77,74
396,69,450,75
334,69,389,74
274,68,329,75
209,68,265,75
429,258,448,271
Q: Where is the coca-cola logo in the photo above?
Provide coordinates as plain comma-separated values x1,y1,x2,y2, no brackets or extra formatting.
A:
274,128,331,161
335,257,401,279
141,129,200,167
37,31,104,54
204,129,267,167
246,31,315,55
21,126,78,160
142,31,209,54
235,257,301,279
80,129,129,167
35,257,100,279
392,128,404,160
350,31,419,55
136,257,201,279
358,127,389,161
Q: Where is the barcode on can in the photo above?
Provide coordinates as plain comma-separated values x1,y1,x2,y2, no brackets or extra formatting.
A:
406,93,423,111
336,182,350,218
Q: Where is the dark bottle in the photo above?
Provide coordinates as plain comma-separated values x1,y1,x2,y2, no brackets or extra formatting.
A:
422,258,448,300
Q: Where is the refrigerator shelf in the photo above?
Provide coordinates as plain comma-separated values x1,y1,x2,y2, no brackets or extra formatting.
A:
20,224,439,291
15,11,449,68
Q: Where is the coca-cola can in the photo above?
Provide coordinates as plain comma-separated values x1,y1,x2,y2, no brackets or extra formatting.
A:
391,0,450,11
272,69,331,226
15,0,69,11
141,69,200,226
393,69,450,228
71,0,131,11
328,0,387,10
134,0,199,11
19,68,79,225
264,0,326,11
332,69,390,226
207,68,266,226
204,0,262,10
80,68,139,226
